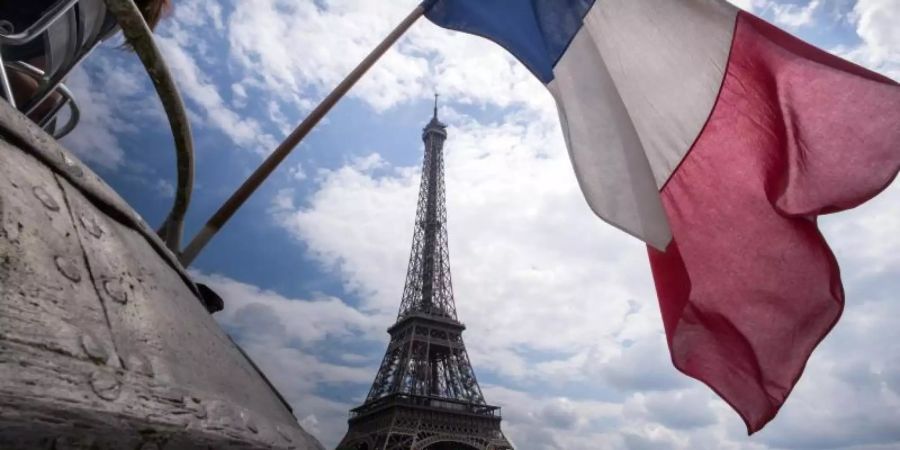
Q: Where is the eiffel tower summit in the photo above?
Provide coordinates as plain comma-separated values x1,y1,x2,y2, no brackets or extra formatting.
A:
337,97,513,450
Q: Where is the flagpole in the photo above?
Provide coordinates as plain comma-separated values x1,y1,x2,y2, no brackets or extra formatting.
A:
179,4,426,267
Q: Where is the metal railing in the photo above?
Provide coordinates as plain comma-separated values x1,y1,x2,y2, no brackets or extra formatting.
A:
350,393,502,419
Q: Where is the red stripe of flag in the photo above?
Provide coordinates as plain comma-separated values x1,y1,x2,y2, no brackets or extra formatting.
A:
649,11,900,434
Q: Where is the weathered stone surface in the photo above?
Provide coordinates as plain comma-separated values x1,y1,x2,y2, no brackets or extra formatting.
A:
0,98,196,305
0,103,322,449
0,140,118,371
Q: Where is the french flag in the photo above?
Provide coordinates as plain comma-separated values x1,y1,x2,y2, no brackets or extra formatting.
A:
423,0,900,433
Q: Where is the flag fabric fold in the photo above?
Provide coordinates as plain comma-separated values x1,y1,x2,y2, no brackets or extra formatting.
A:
650,12,900,432
423,0,900,433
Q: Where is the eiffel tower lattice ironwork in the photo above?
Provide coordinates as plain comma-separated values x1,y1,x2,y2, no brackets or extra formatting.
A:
337,97,513,450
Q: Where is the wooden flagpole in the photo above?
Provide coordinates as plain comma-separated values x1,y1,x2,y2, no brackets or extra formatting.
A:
179,4,426,266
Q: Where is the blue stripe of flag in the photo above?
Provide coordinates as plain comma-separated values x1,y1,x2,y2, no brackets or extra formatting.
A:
423,0,597,83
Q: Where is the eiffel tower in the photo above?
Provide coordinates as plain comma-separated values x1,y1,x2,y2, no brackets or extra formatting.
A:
337,97,513,450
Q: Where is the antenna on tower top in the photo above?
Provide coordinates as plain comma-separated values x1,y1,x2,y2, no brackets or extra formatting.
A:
433,92,439,119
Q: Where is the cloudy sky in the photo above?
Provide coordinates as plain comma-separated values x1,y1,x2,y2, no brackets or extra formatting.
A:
61,0,900,448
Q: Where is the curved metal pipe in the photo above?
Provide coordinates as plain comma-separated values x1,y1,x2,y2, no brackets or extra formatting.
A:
0,53,16,107
50,86,80,138
4,61,81,138
103,0,194,254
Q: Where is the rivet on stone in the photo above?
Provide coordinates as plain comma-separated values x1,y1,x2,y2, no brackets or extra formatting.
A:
104,279,128,304
80,332,109,363
159,387,186,404
89,371,121,401
53,436,96,450
198,400,229,430
240,410,258,434
62,154,84,178
185,396,207,419
276,425,293,442
32,186,60,211
79,214,103,238
3,220,20,242
124,353,154,377
54,256,81,282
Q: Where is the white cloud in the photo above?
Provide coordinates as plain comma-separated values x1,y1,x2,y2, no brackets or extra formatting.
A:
154,0,279,154
627,389,718,431
267,99,292,136
197,272,382,344
226,0,428,112
61,63,146,169
726,0,822,30
231,82,247,105
288,162,308,181
840,0,900,80
727,0,771,13
223,0,549,115
156,34,278,154
484,386,624,450
770,0,821,28
194,271,385,447
154,178,175,198
349,153,387,172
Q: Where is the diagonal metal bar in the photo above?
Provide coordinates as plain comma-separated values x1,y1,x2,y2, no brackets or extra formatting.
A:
178,4,426,267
